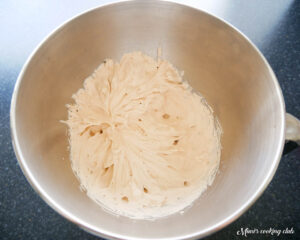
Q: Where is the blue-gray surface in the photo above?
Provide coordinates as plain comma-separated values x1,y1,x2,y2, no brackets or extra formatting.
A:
0,0,299,239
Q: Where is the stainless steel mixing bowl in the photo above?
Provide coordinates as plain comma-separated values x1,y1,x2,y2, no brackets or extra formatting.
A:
10,1,299,239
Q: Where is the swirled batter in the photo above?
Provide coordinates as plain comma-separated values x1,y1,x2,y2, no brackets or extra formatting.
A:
65,51,221,218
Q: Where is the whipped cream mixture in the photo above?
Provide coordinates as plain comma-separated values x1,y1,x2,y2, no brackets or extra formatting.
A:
65,51,221,219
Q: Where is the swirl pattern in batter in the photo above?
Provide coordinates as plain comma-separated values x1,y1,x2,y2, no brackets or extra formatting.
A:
65,51,221,219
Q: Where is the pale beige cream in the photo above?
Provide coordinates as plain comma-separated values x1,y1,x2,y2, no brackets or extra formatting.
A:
65,52,221,219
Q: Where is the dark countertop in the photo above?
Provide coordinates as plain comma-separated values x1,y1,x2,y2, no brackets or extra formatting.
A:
0,0,299,239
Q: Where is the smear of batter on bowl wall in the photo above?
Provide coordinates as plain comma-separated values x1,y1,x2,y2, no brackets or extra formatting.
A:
64,51,221,219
